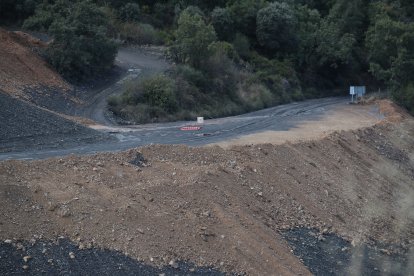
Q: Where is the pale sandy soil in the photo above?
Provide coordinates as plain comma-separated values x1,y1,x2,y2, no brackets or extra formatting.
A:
216,103,383,148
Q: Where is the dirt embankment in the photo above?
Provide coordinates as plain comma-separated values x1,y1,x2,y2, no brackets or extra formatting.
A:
0,28,69,98
0,103,413,275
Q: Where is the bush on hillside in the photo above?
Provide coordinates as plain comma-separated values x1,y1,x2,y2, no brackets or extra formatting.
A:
211,7,234,41
119,2,140,22
232,33,251,60
393,83,414,113
119,22,163,45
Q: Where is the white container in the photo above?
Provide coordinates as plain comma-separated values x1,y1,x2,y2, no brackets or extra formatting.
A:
197,117,204,124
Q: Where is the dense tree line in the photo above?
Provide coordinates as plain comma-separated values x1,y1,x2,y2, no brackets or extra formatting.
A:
1,0,413,117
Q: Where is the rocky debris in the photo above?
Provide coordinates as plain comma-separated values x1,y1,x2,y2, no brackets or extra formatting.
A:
0,118,413,275
129,152,149,167
169,260,179,269
59,205,71,218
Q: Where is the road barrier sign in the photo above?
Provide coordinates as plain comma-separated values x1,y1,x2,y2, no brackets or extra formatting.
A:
180,126,202,131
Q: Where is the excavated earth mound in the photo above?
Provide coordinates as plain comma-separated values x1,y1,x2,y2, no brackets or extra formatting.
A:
0,109,413,275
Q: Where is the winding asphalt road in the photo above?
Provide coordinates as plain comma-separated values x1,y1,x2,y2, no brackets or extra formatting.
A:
0,96,355,161
0,48,374,161
80,47,170,125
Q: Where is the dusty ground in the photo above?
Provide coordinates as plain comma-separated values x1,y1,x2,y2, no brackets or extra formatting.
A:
0,102,413,275
216,103,382,148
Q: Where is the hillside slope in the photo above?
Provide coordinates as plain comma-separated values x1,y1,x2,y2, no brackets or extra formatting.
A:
0,103,413,275
0,92,109,153
0,28,69,98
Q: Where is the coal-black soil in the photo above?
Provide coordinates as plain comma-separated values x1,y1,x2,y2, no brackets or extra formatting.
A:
24,86,79,115
0,92,111,153
283,228,412,276
129,152,148,167
0,239,226,276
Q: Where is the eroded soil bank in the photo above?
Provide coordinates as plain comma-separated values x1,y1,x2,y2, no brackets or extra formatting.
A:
0,107,413,275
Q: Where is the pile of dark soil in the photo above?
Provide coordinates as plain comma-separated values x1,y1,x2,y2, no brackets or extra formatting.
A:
0,239,224,276
283,228,411,275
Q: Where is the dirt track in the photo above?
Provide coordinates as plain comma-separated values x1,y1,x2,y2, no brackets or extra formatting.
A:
77,47,170,125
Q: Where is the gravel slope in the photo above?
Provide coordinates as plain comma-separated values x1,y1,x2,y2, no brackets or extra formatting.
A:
0,92,110,153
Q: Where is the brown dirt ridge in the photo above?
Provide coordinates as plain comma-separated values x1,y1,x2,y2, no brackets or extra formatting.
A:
0,28,69,99
0,103,413,275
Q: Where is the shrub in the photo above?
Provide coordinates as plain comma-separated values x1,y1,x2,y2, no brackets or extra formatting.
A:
141,75,178,112
232,33,250,60
119,2,140,22
203,52,238,99
393,82,414,113
211,7,234,41
172,65,208,89
250,53,303,103
238,81,273,110
208,41,239,61
228,0,267,38
119,22,163,45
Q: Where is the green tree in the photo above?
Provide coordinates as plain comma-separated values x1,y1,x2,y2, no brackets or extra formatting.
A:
256,2,298,55
23,0,72,31
365,2,414,113
228,0,267,39
295,5,321,69
26,0,118,82
0,0,41,24
141,75,177,112
119,2,140,22
170,8,217,68
327,0,368,40
211,7,234,41
393,82,414,113
366,3,414,88
232,32,250,59
314,20,356,69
